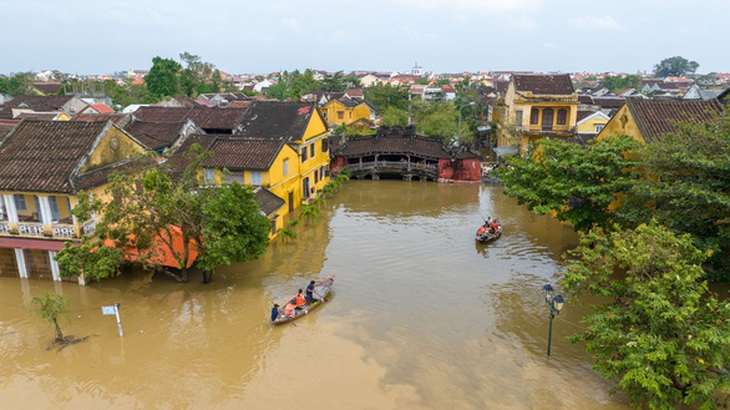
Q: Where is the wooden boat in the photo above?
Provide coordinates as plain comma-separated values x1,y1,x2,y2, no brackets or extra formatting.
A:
476,219,502,243
271,276,335,325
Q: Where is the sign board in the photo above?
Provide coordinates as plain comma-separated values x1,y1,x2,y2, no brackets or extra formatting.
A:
101,305,117,315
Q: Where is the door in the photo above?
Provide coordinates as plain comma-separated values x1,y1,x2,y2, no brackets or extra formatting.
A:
541,108,554,131
288,192,294,213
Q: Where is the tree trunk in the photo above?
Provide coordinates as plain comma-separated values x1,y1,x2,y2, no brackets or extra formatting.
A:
202,270,212,284
52,318,63,343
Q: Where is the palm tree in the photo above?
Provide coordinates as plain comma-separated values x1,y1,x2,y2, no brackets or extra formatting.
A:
31,292,70,344
299,204,320,224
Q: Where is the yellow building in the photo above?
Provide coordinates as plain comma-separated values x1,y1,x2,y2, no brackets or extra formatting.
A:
321,98,376,127
596,98,722,144
576,110,610,136
0,119,147,283
497,74,579,151
200,101,332,238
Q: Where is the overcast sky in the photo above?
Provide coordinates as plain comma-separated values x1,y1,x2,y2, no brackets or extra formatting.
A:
2,0,729,76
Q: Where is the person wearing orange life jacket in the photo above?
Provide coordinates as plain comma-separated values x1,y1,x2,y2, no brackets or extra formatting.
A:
295,289,307,308
491,220,499,232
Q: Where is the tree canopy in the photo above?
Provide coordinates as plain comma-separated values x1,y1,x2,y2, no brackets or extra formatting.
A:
363,82,410,111
654,56,700,77
563,222,730,409
494,135,641,232
601,74,642,92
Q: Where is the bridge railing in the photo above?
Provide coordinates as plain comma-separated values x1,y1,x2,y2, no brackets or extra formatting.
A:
345,161,438,175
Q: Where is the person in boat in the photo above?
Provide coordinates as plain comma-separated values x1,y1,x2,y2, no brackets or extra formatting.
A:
483,217,493,234
271,304,280,322
306,280,316,304
491,219,500,233
283,302,297,318
295,289,307,308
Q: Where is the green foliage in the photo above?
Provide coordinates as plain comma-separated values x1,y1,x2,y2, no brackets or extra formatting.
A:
602,74,642,92
618,110,730,278
266,69,320,101
197,182,270,271
31,292,70,343
101,78,151,107
363,82,410,111
0,72,36,96
320,71,347,92
278,220,299,243
146,56,182,99
99,146,270,282
380,106,409,127
563,222,730,409
654,56,700,77
298,204,320,224
55,237,123,283
412,100,463,144
494,135,642,232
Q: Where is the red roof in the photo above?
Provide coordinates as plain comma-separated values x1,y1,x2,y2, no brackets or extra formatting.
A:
0,237,67,251
102,226,198,269
90,103,115,114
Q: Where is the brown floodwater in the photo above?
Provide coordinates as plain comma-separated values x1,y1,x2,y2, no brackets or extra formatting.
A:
0,180,635,409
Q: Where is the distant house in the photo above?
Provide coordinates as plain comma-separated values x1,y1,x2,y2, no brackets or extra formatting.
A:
596,98,723,144
576,110,610,136
0,95,88,119
321,98,376,127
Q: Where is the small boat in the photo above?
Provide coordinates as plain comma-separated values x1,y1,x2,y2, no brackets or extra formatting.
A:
476,218,502,243
271,276,335,326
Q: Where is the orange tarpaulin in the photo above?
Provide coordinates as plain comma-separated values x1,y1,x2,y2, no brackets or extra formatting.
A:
102,226,199,269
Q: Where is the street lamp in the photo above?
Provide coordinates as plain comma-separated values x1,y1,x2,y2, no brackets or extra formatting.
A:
542,283,565,356
457,101,475,128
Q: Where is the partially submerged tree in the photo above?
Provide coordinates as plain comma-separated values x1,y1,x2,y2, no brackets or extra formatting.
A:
93,146,270,283
31,292,70,344
563,222,730,409
494,135,641,232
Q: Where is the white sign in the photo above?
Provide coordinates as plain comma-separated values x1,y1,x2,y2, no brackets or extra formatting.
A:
101,305,117,315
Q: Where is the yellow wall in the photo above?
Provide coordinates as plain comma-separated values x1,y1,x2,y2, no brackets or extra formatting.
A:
577,113,609,134
81,126,147,173
596,105,644,143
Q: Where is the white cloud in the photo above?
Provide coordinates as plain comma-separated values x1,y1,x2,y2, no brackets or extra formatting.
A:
568,15,625,30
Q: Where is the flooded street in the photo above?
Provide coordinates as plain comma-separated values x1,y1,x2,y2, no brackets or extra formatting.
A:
0,180,632,409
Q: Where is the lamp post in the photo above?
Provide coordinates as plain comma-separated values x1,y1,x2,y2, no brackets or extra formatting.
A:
542,283,565,356
457,101,475,129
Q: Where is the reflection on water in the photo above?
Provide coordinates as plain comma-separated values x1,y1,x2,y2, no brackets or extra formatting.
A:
0,180,632,409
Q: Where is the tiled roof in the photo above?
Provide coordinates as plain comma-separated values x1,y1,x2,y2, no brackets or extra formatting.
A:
0,95,75,118
331,126,479,159
201,138,285,170
0,119,110,193
132,106,193,123
576,110,595,122
15,112,59,120
32,82,63,95
236,101,320,141
0,119,20,141
187,107,249,132
254,187,285,217
89,103,115,114
625,98,723,142
125,121,188,151
593,96,626,109
513,74,574,95
73,113,130,125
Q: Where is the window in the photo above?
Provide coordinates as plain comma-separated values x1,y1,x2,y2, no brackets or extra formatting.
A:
321,138,328,153
49,196,60,222
283,159,289,176
225,172,245,185
14,194,27,211
556,109,567,125
270,216,279,236
321,165,327,179
314,168,319,184
530,108,539,125
203,169,216,185
515,110,523,127
310,143,315,158
337,111,344,120
250,171,262,186
301,146,308,162
595,124,605,133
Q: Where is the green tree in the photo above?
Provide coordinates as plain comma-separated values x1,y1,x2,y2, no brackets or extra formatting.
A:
0,72,36,96
563,222,730,409
412,100,460,143
602,74,642,92
178,52,216,96
320,71,346,92
266,69,320,101
654,56,700,77
363,82,410,111
618,110,730,278
98,147,270,283
493,135,641,232
31,292,70,344
145,56,182,100
380,106,409,127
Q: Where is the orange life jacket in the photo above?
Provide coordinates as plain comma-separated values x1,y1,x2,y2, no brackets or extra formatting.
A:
295,294,306,307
